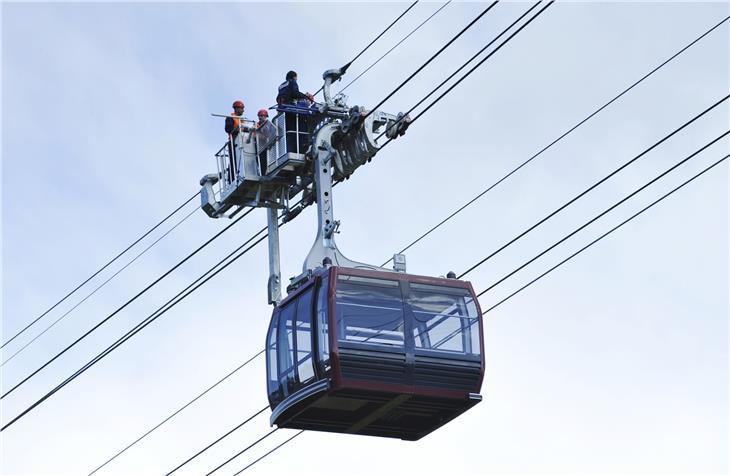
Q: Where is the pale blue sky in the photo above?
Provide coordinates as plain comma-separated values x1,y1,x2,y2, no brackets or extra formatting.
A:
2,2,728,475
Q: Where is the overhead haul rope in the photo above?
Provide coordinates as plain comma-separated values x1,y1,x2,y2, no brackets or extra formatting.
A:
204,429,279,476
1,207,256,401
1,191,200,350
313,0,420,97
2,206,200,367
381,13,730,266
361,0,500,121
87,350,265,475
427,131,730,348
164,406,270,476
374,0,546,143
457,94,729,279
338,1,452,94
231,431,304,475
476,131,729,298
479,154,729,313
0,212,266,431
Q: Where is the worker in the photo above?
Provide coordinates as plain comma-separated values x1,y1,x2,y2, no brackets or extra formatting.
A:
276,71,314,105
276,71,313,155
253,109,277,175
224,100,245,182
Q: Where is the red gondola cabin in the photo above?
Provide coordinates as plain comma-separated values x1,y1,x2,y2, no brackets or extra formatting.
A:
265,266,484,441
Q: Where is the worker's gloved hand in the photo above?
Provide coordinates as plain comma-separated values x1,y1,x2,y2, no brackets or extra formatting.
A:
306,93,315,102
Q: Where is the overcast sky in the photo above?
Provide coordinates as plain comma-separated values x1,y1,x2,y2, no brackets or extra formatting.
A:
2,1,728,475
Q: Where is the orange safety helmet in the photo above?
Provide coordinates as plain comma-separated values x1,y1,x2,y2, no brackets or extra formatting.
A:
257,109,269,117
232,100,244,108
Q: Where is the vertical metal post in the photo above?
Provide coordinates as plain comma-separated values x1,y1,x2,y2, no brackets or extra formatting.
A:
267,207,282,306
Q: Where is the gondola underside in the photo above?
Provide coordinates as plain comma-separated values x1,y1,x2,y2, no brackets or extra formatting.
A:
271,379,482,441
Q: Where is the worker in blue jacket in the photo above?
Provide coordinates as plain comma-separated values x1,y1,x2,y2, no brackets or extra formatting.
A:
276,71,314,105
276,71,314,155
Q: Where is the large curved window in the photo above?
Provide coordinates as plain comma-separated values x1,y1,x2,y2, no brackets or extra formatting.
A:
269,287,315,400
277,301,296,396
410,283,480,358
335,275,404,347
266,311,280,406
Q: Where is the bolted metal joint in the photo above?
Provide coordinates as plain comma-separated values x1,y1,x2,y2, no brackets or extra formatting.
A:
324,220,340,239
341,106,364,135
385,112,412,139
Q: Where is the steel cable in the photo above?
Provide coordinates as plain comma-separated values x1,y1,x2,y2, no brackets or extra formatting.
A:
1,223,267,431
165,406,269,476
362,1,499,121
375,0,543,143
87,349,265,475
457,94,729,279
314,1,420,97
1,207,255,401
1,191,200,350
338,2,452,94
481,153,729,312
2,206,200,367
231,431,304,475
476,131,729,298
380,14,729,266
206,429,278,476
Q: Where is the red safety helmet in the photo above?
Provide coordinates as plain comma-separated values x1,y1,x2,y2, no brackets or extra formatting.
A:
257,109,269,117
232,100,244,108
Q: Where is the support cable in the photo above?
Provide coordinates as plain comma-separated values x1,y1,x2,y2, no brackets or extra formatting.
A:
481,153,729,313
165,406,269,476
205,429,278,476
362,1,499,121
338,2,452,94
231,431,304,476
87,350,265,475
1,191,199,350
457,94,729,279
373,0,552,154
314,1,420,96
0,224,267,431
1,207,255,400
476,131,729,297
380,14,729,266
2,206,199,367
376,0,542,142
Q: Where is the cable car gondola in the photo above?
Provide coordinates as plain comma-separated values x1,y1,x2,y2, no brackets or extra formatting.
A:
200,67,480,440
265,265,484,441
